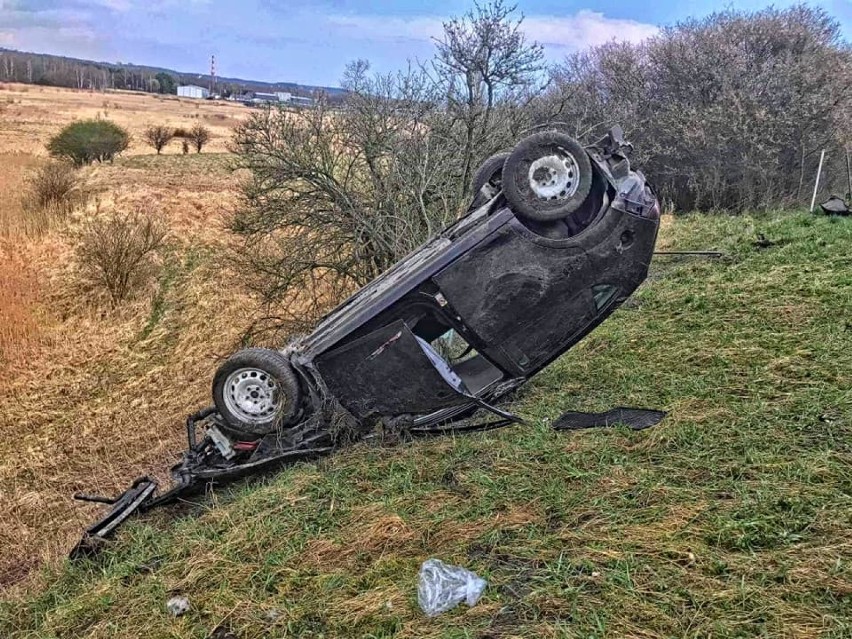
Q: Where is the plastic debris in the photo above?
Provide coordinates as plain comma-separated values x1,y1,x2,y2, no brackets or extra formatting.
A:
820,195,850,216
417,558,486,617
263,609,283,623
166,595,190,617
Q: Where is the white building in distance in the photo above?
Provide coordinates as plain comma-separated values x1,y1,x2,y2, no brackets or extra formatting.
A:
177,85,210,99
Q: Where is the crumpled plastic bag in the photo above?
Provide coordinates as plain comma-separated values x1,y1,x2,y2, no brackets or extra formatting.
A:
417,558,487,617
166,595,190,617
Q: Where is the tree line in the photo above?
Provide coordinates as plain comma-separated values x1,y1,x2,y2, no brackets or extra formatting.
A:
0,49,181,93
0,48,336,100
542,5,852,211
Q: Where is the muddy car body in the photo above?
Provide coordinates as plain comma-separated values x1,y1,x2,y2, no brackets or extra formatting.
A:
73,126,660,553
219,126,660,432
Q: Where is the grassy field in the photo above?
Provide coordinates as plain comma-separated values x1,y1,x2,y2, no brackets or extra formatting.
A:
0,83,253,584
2,211,850,638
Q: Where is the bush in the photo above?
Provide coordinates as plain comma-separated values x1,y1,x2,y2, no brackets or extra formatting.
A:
188,124,211,153
173,127,190,138
142,125,174,154
18,162,88,235
24,162,82,210
47,120,130,166
545,6,852,211
76,209,168,305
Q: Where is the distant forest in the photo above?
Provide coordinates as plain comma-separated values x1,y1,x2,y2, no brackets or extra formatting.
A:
0,48,345,100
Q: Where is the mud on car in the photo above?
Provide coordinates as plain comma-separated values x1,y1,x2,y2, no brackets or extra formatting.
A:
73,126,661,553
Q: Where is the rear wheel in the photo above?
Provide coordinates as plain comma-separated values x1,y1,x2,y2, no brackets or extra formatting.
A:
471,151,510,195
502,131,593,223
468,151,510,210
212,348,302,436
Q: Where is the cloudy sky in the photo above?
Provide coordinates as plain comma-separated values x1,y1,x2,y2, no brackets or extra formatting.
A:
1,0,851,87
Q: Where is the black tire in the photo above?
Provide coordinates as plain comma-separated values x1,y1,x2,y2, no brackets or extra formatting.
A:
212,347,302,436
502,131,593,223
468,151,511,211
471,151,510,194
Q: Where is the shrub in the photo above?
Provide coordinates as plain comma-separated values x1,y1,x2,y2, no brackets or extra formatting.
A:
76,209,168,305
23,161,86,212
188,124,211,153
47,120,130,166
142,124,174,154
172,127,190,138
17,162,88,235
545,6,852,211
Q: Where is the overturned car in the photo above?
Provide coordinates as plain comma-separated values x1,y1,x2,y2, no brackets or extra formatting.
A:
73,126,660,554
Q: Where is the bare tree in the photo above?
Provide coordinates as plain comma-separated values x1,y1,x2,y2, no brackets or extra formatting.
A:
142,124,174,154
188,124,211,153
76,209,168,305
432,0,546,194
230,66,462,334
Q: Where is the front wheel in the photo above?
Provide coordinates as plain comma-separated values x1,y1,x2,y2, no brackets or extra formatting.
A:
502,131,593,223
212,348,302,436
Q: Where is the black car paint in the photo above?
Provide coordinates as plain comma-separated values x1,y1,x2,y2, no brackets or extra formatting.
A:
296,140,660,422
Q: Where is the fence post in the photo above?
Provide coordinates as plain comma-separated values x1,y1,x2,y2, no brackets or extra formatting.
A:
810,149,825,212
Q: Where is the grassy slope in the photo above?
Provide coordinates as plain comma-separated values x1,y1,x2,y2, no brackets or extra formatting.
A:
2,212,851,639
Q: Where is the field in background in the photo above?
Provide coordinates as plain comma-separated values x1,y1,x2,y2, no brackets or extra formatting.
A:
0,83,255,585
0,83,243,156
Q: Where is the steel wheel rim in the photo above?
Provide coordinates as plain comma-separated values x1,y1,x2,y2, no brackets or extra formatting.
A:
223,367,281,425
527,149,580,201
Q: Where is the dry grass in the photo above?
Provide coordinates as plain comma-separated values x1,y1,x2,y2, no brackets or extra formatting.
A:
0,242,42,377
0,84,255,588
0,83,243,157
0,152,40,236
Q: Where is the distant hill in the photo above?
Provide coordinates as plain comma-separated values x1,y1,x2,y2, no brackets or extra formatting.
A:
0,47,346,100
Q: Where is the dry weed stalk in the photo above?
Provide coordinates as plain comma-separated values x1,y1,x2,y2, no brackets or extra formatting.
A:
0,245,40,373
18,161,89,236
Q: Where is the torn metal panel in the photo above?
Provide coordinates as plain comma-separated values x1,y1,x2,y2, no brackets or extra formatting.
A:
315,321,472,418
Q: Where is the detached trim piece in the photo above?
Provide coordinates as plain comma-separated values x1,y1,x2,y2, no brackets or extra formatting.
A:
70,477,158,559
553,407,666,431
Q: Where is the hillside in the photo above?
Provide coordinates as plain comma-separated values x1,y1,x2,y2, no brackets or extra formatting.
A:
0,82,256,585
2,211,850,638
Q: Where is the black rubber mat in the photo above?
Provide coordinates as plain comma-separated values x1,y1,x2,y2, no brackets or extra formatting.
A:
553,407,666,431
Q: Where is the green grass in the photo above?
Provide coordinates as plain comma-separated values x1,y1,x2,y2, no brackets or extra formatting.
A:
2,211,851,638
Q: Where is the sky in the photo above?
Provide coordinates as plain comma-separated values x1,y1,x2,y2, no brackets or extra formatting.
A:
1,0,851,87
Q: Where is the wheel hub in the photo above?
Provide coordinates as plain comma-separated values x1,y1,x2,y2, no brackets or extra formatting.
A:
222,367,281,425
528,150,580,201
